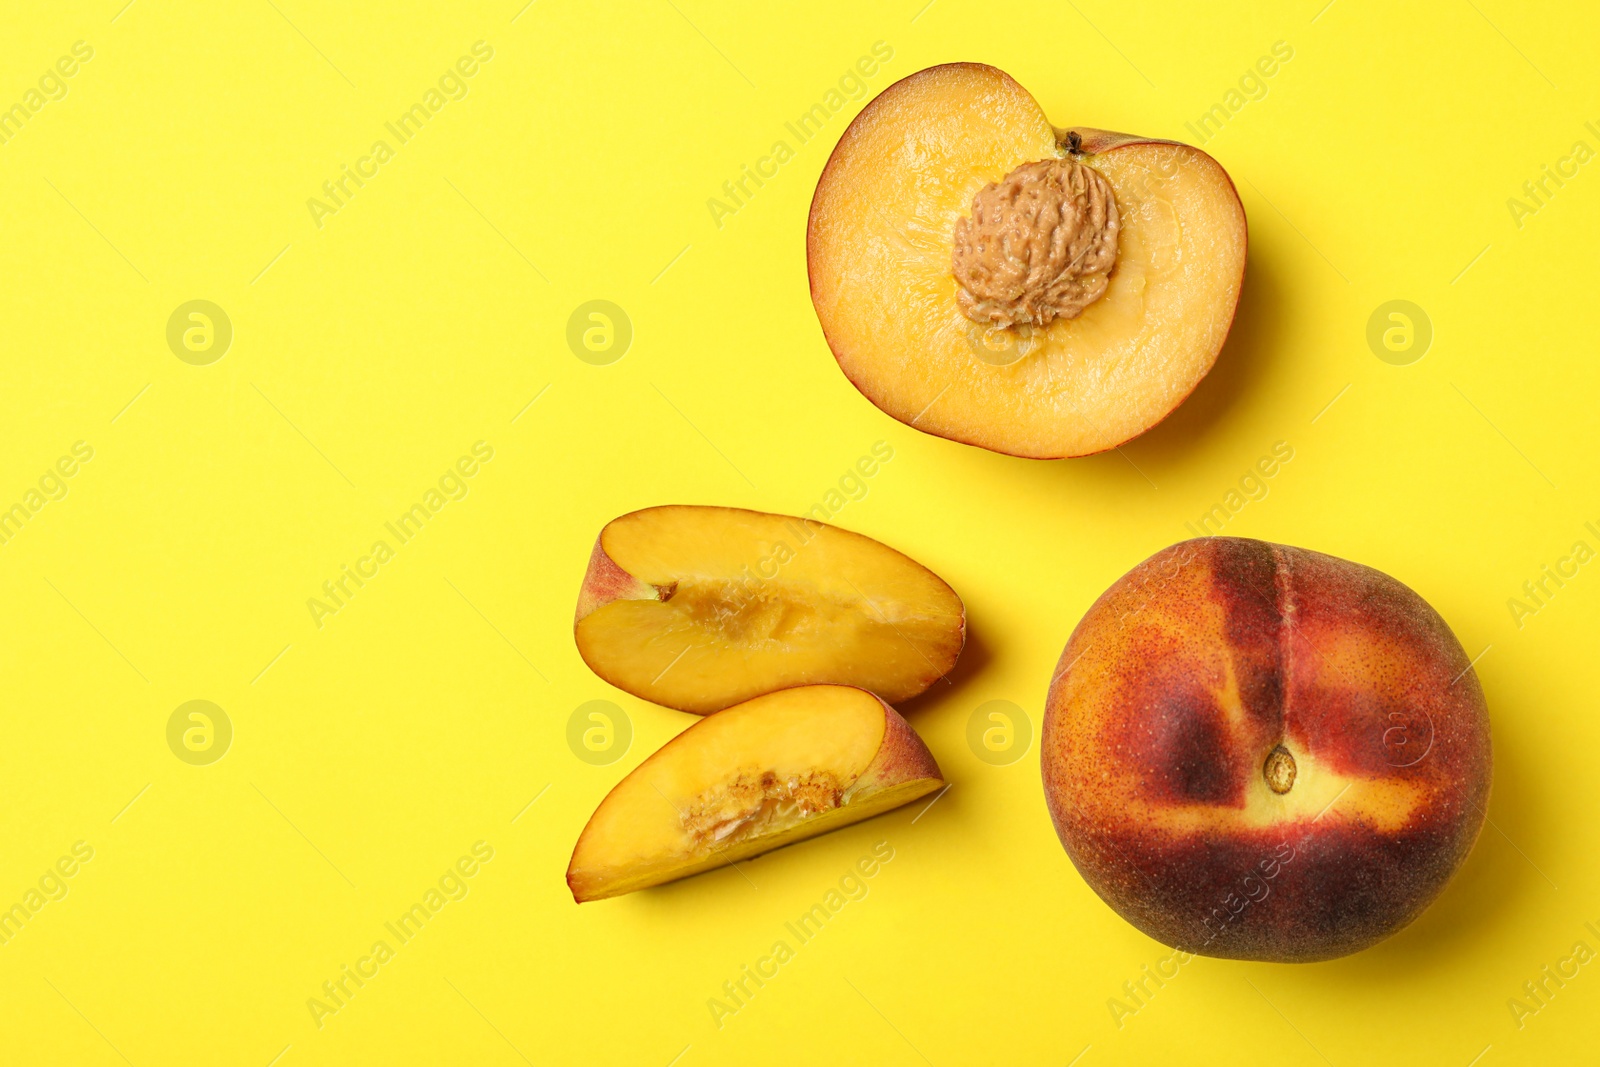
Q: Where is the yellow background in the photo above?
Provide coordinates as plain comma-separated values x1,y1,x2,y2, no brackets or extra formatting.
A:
1,0,1595,1063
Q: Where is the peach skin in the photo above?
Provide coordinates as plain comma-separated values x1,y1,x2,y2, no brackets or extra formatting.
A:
1042,537,1492,962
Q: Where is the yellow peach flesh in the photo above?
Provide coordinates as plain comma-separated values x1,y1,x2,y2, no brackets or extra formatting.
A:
575,506,964,714
567,685,943,901
808,63,1247,458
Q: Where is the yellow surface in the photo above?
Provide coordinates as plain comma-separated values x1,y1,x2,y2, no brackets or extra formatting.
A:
0,1,1594,1063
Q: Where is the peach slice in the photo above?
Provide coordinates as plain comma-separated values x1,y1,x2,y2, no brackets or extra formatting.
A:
808,63,1248,458
566,685,943,901
574,505,964,714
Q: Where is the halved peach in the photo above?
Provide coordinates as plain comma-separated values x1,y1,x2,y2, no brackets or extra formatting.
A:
566,685,943,901
574,505,964,714
808,63,1248,458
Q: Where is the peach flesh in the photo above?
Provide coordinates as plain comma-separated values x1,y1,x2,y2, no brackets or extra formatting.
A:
566,685,943,902
1042,538,1492,962
807,63,1248,458
574,505,965,714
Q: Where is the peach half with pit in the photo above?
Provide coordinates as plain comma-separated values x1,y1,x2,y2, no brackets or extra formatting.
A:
808,63,1247,458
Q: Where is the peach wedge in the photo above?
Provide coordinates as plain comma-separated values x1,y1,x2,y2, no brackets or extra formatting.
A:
567,685,943,902
808,63,1248,458
574,505,965,714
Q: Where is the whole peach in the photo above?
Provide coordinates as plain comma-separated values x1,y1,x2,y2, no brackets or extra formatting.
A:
1042,538,1491,962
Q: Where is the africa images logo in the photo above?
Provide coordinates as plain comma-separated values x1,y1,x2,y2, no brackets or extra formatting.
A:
306,42,495,230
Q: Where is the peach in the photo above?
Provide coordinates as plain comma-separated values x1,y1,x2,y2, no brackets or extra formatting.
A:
574,505,964,714
807,63,1247,458
1042,538,1492,962
566,685,943,902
